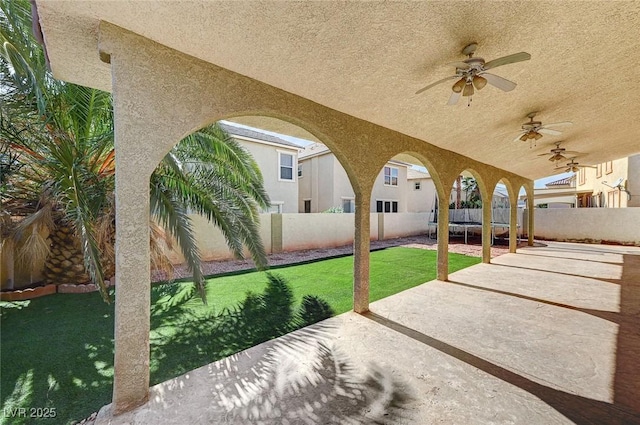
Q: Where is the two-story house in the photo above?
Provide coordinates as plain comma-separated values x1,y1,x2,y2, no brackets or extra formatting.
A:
575,154,640,208
219,122,301,213
297,143,436,213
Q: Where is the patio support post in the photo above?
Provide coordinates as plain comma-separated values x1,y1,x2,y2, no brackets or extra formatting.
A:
482,197,492,263
353,190,371,313
509,197,518,253
436,196,449,281
527,184,535,246
112,129,151,414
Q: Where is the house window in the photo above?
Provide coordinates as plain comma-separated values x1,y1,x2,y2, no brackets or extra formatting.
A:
342,198,355,213
264,203,283,214
376,200,398,213
605,161,613,174
384,166,398,186
596,164,602,178
279,152,294,181
578,168,585,185
414,181,421,190
298,164,303,178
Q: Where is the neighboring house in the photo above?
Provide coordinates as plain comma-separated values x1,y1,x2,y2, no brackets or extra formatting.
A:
407,168,437,213
298,143,436,213
219,122,301,213
524,175,578,208
575,154,640,208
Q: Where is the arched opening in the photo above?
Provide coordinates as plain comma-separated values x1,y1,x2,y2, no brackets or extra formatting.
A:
449,170,484,247
139,115,375,386
519,183,534,244
367,151,446,300
491,179,514,247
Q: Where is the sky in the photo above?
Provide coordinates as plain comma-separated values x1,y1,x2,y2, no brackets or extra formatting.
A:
221,120,573,191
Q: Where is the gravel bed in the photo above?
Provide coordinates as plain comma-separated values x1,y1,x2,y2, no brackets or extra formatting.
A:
155,234,527,281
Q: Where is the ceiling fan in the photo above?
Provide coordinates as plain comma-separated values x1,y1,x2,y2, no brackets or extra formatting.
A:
415,43,531,105
555,158,596,173
538,142,581,164
514,113,573,144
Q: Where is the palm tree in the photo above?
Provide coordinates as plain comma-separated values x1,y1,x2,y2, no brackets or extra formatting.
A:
461,176,481,208
1,0,269,302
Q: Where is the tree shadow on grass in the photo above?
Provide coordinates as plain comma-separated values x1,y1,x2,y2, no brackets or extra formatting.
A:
0,292,116,425
147,274,414,424
149,273,335,385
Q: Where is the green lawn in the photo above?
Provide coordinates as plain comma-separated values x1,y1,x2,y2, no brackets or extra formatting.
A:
0,247,479,425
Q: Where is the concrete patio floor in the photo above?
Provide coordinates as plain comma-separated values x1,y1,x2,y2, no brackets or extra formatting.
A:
96,241,640,424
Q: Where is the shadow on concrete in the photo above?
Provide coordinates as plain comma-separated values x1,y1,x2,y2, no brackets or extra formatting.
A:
363,312,640,425
445,279,623,325
201,324,414,424
490,262,620,281
515,251,624,265
613,254,640,412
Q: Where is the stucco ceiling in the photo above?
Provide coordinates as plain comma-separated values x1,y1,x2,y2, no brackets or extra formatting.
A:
35,1,640,180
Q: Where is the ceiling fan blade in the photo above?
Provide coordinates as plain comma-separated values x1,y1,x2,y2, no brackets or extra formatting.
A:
482,73,517,92
538,128,562,136
484,52,531,70
543,121,573,129
448,61,471,70
447,90,461,105
415,75,458,95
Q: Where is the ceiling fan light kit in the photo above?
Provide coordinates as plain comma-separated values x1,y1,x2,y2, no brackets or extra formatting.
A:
415,42,531,105
513,112,573,147
415,43,582,172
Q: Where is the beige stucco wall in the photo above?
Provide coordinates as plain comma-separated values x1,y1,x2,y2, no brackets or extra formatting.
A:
407,178,436,213
168,213,272,264
281,213,359,251
381,212,430,239
238,139,299,213
535,208,640,244
331,156,356,210
298,158,312,212
370,164,409,212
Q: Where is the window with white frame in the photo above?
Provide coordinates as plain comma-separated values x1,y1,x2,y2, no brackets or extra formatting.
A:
279,152,294,181
264,202,283,213
384,166,398,186
342,198,355,213
414,181,421,190
298,164,303,178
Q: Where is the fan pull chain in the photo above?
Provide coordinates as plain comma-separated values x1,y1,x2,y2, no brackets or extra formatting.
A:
467,96,472,107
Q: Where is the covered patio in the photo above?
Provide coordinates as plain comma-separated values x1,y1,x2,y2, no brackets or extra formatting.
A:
31,1,640,422
95,241,640,424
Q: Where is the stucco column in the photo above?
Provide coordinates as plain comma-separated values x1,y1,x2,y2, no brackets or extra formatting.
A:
112,146,151,414
482,198,492,263
353,190,371,313
509,198,518,253
106,49,153,415
436,197,449,281
527,186,535,246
